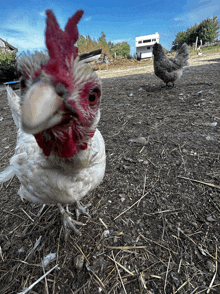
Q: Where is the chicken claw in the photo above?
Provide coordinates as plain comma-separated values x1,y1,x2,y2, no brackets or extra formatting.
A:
76,201,91,221
57,203,85,239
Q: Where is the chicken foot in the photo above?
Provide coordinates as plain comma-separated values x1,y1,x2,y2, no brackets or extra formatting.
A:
57,202,91,239
166,82,175,88
75,201,91,221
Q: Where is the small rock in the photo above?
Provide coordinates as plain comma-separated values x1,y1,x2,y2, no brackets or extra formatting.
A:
3,241,11,251
123,234,133,244
197,90,203,95
207,260,216,273
209,122,217,127
103,230,110,237
128,137,147,145
74,254,84,270
206,135,214,141
18,247,25,253
206,215,216,222
42,253,56,268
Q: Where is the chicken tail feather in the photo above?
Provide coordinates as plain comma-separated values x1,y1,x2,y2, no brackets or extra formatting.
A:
0,165,16,183
6,86,21,128
174,43,189,67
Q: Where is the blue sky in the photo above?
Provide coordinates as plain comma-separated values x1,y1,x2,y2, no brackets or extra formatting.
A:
1,0,219,55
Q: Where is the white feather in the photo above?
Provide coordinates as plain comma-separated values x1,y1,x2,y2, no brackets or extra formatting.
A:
0,88,106,206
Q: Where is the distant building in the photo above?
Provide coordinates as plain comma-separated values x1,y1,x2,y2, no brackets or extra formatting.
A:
0,38,18,53
135,33,159,59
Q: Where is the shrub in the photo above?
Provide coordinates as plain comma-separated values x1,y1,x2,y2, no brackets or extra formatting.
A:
0,50,19,82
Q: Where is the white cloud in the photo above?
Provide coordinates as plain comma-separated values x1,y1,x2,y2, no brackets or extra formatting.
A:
39,11,46,18
1,11,47,53
174,0,220,26
111,38,132,44
84,16,92,21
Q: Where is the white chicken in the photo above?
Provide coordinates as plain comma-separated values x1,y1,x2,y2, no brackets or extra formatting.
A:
0,9,106,238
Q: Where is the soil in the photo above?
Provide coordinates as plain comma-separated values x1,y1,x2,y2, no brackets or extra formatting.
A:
0,52,220,294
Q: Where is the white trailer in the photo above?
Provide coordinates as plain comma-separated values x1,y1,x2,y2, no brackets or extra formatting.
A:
135,33,159,59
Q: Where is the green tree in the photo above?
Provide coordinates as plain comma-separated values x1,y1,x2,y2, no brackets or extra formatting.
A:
110,42,130,58
108,41,114,49
0,50,19,82
77,34,86,48
197,16,220,44
98,32,107,45
186,24,198,46
77,32,111,57
86,35,92,43
172,16,220,50
172,31,187,50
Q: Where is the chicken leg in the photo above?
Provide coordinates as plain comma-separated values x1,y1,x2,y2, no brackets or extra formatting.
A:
57,202,91,240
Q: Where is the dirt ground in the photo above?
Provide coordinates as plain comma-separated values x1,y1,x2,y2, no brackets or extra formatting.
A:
0,52,220,294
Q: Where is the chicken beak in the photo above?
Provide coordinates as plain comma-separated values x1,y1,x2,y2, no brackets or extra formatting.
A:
21,82,63,134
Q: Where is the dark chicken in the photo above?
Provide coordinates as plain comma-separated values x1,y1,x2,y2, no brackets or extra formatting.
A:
153,42,189,87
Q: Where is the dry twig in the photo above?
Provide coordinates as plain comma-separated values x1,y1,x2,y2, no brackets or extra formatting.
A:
114,180,158,220
18,264,58,294
107,255,135,276
164,255,171,293
207,246,218,294
178,176,220,189
111,251,127,294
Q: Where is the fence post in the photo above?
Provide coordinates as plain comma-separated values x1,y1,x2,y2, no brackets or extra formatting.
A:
195,36,198,50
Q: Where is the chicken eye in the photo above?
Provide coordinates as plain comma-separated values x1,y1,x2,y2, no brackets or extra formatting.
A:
20,76,27,95
88,86,101,107
20,76,26,90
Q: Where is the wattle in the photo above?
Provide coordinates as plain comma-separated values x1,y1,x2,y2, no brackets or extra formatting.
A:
35,127,79,158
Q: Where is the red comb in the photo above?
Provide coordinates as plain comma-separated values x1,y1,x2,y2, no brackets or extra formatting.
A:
43,9,84,87
46,9,84,59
